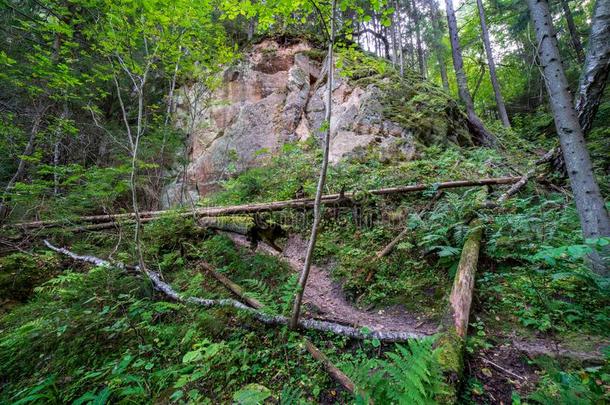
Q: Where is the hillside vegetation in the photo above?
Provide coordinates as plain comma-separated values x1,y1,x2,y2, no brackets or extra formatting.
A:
1,0,609,404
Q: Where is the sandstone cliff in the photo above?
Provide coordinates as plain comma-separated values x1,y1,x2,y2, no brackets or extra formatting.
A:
163,38,471,206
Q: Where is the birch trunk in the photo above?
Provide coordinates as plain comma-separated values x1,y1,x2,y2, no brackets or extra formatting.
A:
574,0,610,134
527,0,610,276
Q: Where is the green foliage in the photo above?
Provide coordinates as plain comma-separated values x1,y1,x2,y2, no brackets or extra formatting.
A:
0,252,60,303
346,338,447,404
528,356,610,404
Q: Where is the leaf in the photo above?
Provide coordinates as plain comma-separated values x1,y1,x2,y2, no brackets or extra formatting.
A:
232,384,272,405
182,349,202,364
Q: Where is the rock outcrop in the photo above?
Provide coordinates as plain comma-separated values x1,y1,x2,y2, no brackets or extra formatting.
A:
163,38,464,206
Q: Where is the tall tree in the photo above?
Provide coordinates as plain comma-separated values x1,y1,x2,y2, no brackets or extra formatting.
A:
549,0,610,173
560,0,585,63
290,0,338,329
526,0,610,276
411,0,427,77
444,0,497,146
394,0,405,76
475,0,511,127
427,0,449,90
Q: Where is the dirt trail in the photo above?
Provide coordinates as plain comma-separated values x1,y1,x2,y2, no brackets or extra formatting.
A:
226,233,437,336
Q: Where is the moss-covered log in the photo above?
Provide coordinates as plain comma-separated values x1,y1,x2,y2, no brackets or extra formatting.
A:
435,219,483,403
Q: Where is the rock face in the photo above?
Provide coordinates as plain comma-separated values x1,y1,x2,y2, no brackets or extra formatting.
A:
164,39,419,206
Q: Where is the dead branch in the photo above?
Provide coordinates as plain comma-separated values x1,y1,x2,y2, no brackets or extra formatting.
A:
196,261,359,394
43,240,425,342
11,177,521,230
498,149,555,204
199,261,264,309
364,191,444,283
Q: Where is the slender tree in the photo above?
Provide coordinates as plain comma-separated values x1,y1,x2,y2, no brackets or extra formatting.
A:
427,0,449,90
411,0,426,77
526,0,610,276
560,0,585,63
444,0,497,146
394,0,405,76
290,0,337,329
476,0,511,127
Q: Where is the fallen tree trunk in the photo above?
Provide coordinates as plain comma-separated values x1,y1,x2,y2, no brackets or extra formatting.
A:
43,240,424,342
198,261,264,309
498,149,555,204
435,218,484,403
304,339,357,394
197,260,359,394
12,177,521,230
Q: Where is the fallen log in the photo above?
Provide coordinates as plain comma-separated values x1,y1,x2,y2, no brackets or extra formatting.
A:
435,218,484,403
304,339,357,394
12,177,521,230
197,261,360,394
43,240,425,342
497,149,555,204
198,261,264,309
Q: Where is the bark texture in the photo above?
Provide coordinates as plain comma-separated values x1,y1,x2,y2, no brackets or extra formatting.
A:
527,0,610,275
574,0,610,134
549,0,610,173
436,218,484,402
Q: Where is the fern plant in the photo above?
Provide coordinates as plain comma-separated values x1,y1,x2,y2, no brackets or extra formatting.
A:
348,338,447,404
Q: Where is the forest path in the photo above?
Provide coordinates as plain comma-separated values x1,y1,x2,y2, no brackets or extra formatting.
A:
226,233,437,336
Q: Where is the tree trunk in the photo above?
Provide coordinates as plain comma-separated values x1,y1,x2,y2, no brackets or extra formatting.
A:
395,0,405,76
561,0,585,63
546,0,610,173
476,0,511,127
427,0,449,91
9,176,522,230
574,0,610,134
527,0,610,276
290,0,337,329
0,107,46,221
444,0,497,147
411,0,426,77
